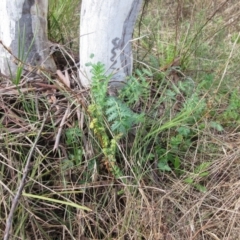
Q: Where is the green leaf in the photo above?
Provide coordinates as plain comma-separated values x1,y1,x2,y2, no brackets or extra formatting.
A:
177,126,191,136
184,177,194,184
158,159,171,171
61,159,74,170
142,68,153,76
194,162,211,174
194,184,207,192
170,134,183,146
105,96,142,135
209,122,224,131
166,89,176,99
65,127,81,145
199,171,209,177
173,156,181,170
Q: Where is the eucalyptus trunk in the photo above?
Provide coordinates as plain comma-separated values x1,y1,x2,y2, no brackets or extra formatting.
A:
0,0,143,85
79,0,143,88
0,0,56,77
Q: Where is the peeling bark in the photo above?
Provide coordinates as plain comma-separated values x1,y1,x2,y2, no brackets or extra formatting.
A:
0,0,56,77
79,0,143,88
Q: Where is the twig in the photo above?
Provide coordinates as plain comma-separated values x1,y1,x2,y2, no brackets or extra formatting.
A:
3,113,48,240
53,102,70,151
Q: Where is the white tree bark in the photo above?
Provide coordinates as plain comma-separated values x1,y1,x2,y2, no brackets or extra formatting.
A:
0,0,56,77
79,0,143,88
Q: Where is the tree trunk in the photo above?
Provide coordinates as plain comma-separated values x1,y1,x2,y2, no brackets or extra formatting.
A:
0,0,56,77
79,0,143,88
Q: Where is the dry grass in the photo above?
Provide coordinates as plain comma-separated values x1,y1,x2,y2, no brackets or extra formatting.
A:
1,0,240,239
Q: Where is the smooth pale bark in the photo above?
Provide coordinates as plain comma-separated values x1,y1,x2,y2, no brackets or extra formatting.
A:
79,0,143,88
0,0,56,77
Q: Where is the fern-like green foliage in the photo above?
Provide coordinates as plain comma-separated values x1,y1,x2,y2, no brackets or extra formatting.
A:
222,89,240,122
88,61,144,136
182,93,206,124
119,69,150,105
86,61,145,181
105,97,144,135
90,62,111,106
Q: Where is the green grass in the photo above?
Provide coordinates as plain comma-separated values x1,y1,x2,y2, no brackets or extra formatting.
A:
1,0,240,239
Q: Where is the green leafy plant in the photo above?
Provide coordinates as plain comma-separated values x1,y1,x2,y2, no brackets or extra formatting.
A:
145,75,209,177
86,61,145,180
155,147,181,172
184,162,211,192
106,97,144,135
88,61,144,135
221,89,240,124
62,126,83,170
119,70,150,105
159,43,176,67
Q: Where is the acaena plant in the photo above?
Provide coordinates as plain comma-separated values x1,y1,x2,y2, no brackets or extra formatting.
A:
86,60,144,180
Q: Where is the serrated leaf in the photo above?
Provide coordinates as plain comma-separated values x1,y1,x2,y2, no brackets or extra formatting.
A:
194,184,207,192
199,171,209,177
173,156,181,170
184,177,194,184
210,121,224,131
195,162,211,174
142,68,153,76
158,160,171,171
177,126,191,136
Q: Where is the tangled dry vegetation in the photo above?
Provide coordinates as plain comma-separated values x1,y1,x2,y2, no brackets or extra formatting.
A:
1,0,240,239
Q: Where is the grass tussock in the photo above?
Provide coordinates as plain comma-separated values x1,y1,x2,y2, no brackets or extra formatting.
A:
1,0,240,239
